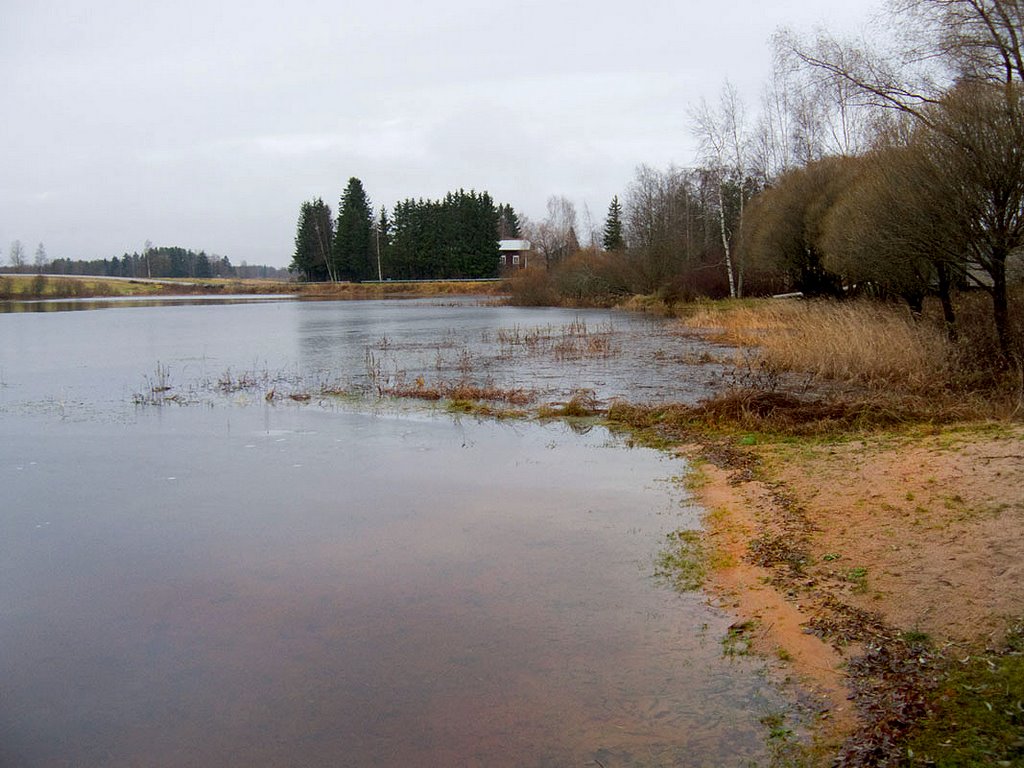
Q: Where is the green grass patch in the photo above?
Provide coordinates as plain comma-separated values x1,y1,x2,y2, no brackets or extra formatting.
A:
846,566,869,593
445,399,525,419
0,274,167,299
654,529,705,592
723,619,756,657
905,625,1024,766
682,464,709,493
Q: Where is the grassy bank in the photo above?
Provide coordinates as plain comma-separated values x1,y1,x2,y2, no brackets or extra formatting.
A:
293,279,507,299
0,274,168,299
0,274,510,301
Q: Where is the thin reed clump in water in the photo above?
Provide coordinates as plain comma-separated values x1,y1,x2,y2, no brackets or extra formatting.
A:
496,320,619,361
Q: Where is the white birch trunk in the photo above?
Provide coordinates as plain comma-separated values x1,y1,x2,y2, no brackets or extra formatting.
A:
717,180,736,298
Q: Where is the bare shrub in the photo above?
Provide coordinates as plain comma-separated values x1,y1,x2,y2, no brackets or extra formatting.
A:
507,267,558,306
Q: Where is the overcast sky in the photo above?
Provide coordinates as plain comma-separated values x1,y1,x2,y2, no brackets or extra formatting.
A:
1,0,880,268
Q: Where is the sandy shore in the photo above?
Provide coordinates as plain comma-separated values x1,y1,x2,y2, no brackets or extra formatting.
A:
677,423,1024,761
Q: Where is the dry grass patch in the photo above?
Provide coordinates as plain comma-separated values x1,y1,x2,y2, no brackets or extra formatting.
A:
683,299,955,394
538,389,601,418
606,389,987,441
296,280,507,299
385,378,535,406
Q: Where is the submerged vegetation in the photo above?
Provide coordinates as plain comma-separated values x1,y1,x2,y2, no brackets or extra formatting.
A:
654,529,705,592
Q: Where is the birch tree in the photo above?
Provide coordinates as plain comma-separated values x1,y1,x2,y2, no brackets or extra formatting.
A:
691,81,752,297
529,196,578,268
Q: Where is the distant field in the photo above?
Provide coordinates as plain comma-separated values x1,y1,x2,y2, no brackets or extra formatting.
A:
0,274,509,300
0,274,168,299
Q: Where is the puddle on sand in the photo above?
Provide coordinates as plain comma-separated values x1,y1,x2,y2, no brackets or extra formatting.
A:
0,407,783,767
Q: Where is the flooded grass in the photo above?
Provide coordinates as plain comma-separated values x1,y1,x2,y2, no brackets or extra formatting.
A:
495,318,620,361
537,388,601,418
132,362,189,405
387,379,536,405
124,314,660,414
654,529,705,592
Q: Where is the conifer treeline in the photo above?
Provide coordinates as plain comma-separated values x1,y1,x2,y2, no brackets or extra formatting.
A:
31,248,237,279
291,178,519,281
2,244,290,280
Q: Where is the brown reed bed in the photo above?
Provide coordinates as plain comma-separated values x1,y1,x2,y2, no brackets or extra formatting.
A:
675,298,1019,422
384,378,536,406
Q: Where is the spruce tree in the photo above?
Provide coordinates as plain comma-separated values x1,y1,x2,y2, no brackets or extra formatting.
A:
602,195,625,251
334,177,374,281
497,203,521,239
290,198,334,281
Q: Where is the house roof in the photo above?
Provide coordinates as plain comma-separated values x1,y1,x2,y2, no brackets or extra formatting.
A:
498,239,531,251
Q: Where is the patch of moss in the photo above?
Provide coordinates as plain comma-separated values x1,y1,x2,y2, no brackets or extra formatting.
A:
904,624,1024,766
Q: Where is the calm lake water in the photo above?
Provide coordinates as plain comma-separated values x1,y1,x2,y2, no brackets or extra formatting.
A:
0,297,781,767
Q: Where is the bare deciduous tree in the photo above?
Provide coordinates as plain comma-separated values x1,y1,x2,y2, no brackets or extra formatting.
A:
8,240,25,271
691,81,752,297
34,242,47,273
527,195,578,268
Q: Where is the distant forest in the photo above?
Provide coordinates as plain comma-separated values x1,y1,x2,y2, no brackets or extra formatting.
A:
1,244,290,280
291,177,520,282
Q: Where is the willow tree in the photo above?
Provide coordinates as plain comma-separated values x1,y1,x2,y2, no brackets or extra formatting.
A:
740,156,855,297
786,0,1024,358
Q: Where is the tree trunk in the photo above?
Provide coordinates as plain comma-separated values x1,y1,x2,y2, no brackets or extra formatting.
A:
736,187,745,298
991,249,1010,361
717,181,736,298
936,261,957,341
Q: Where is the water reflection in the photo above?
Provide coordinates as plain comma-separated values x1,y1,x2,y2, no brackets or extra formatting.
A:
0,408,780,766
0,299,783,765
0,297,727,412
0,294,292,313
